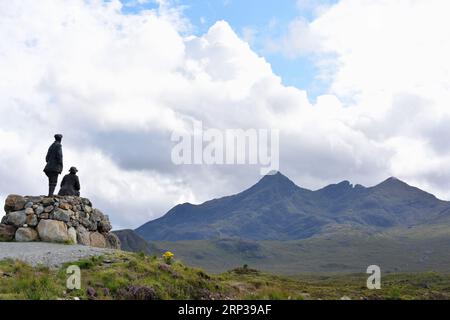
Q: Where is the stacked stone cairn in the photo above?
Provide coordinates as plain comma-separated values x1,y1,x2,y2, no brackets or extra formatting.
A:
0,194,120,249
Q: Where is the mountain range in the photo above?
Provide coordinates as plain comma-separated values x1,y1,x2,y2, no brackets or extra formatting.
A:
114,172,450,274
135,172,450,241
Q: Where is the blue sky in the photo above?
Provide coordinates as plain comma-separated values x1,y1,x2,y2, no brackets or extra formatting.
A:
120,0,337,100
3,0,450,227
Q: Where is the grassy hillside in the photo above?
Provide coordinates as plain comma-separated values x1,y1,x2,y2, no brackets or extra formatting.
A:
113,229,163,255
150,225,450,274
0,251,449,300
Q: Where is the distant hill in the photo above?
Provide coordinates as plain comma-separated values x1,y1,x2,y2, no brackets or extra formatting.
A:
136,172,450,241
129,172,450,273
113,229,162,255
148,224,450,274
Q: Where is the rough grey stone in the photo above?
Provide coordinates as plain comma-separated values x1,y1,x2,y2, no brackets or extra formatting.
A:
42,197,54,206
89,232,106,248
0,224,17,241
4,195,26,212
15,227,39,242
76,225,90,246
105,233,121,249
37,220,69,243
26,214,38,227
6,210,27,227
53,208,70,222
68,227,77,244
35,206,44,215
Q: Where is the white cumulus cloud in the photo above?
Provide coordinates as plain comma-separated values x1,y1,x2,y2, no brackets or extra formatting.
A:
1,0,449,229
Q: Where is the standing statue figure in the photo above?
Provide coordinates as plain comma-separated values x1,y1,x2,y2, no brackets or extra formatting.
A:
43,134,63,196
58,167,81,196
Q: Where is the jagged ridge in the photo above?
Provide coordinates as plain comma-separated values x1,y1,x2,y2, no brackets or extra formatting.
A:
136,172,450,241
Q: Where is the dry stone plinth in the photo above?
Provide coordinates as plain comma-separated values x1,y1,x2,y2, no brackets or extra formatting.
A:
0,195,120,249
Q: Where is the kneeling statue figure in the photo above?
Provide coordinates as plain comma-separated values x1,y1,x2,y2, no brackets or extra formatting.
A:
58,166,81,196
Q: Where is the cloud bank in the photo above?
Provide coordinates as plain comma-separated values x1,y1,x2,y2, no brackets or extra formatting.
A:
1,0,449,228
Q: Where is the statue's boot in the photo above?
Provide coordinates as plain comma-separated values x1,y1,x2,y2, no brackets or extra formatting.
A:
48,185,56,197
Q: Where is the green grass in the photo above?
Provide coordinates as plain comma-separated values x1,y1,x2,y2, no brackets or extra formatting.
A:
149,227,450,275
0,251,449,300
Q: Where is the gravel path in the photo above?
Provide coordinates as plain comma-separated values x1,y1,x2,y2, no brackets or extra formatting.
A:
0,242,115,268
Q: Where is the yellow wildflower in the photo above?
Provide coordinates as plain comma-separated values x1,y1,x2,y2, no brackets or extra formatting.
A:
163,251,174,264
